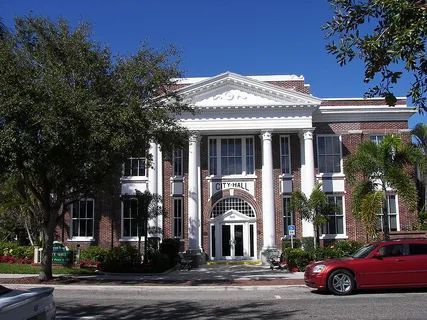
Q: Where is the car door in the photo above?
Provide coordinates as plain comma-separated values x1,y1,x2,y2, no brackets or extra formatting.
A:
404,243,427,285
358,243,409,287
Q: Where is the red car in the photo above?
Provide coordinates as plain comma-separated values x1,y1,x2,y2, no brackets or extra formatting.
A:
304,239,427,295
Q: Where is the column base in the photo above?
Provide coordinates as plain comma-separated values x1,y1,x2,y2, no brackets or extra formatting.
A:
184,249,206,268
260,247,279,265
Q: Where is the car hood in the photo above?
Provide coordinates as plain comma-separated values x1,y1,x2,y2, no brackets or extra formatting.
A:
312,257,354,265
0,287,54,313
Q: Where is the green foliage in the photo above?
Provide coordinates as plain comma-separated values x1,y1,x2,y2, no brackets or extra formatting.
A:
419,210,427,230
0,14,192,280
0,242,34,259
0,263,96,275
344,135,418,240
149,252,172,272
301,237,315,251
281,238,302,250
323,0,427,112
80,246,106,263
283,241,365,271
100,245,139,272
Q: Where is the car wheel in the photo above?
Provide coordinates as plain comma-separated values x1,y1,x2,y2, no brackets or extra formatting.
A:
327,269,355,295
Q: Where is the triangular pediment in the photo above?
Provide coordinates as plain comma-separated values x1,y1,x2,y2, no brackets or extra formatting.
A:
177,72,322,108
214,209,253,222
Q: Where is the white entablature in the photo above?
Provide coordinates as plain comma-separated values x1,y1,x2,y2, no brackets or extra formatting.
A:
177,72,322,108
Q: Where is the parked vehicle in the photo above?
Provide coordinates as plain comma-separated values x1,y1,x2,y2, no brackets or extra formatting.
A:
0,285,56,320
304,238,427,295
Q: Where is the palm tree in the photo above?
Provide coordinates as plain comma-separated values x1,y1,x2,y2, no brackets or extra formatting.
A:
345,135,418,240
289,183,339,248
411,123,427,228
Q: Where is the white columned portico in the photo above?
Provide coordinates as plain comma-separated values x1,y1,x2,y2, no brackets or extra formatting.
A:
301,128,316,237
261,130,276,251
188,133,201,251
148,142,159,236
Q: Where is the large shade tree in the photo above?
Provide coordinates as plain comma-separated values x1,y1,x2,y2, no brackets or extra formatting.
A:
323,0,427,112
345,135,418,240
0,15,193,280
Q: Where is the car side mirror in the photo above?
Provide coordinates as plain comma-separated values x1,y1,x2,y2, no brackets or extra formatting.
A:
372,251,383,260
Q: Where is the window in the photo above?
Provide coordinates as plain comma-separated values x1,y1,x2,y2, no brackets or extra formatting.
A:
173,149,183,177
124,157,146,176
122,198,139,237
209,137,254,176
173,198,183,238
280,136,291,175
211,197,255,218
317,136,341,173
71,199,94,238
322,196,344,235
379,244,404,257
408,243,427,255
377,195,398,232
369,135,384,145
282,197,294,236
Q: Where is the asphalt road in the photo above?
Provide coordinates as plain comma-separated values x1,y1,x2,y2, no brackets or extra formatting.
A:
53,285,427,320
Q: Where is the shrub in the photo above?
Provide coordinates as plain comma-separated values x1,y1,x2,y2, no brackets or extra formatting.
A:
283,248,312,272
80,246,107,263
0,242,34,260
281,238,302,250
149,252,172,273
99,245,139,272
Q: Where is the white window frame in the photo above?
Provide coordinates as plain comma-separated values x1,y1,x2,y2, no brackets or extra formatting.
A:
120,198,141,241
369,135,385,145
280,135,291,175
317,135,342,174
208,136,255,177
320,195,347,239
123,157,147,177
173,197,184,238
282,196,294,236
378,194,400,232
172,149,183,177
69,198,95,241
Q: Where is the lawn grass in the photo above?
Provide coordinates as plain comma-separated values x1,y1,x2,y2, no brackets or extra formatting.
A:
0,263,97,275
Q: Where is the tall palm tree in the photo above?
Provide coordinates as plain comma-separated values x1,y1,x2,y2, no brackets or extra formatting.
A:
411,123,427,226
345,135,418,240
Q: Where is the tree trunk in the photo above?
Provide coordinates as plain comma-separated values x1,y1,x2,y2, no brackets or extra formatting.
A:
24,219,34,246
39,210,56,281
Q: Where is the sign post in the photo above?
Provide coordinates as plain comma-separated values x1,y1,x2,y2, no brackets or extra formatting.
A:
288,225,296,249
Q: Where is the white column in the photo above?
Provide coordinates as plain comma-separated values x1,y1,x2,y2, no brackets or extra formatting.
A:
261,130,276,249
148,142,158,236
188,133,201,251
301,128,315,237
156,145,163,238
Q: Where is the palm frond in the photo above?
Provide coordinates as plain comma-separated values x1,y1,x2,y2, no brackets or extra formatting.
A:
360,191,383,238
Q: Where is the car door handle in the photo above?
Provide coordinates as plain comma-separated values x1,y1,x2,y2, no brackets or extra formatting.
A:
396,259,405,262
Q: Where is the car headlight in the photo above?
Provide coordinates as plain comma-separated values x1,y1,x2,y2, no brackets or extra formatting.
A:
312,265,327,274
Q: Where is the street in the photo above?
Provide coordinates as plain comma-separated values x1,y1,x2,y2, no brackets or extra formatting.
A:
53,285,427,319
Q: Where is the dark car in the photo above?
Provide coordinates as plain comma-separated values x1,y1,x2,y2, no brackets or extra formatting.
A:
304,238,427,295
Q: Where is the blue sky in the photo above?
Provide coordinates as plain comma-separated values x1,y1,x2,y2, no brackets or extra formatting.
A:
2,0,425,127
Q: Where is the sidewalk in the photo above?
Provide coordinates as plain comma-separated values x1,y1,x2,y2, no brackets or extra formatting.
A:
0,264,306,287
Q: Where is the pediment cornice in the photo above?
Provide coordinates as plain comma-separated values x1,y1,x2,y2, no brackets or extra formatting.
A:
177,72,322,108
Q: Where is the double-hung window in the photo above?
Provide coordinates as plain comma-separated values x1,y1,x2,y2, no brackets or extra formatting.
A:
369,135,384,145
317,135,341,174
282,197,294,236
173,197,183,238
209,137,255,176
377,195,398,232
124,157,146,176
280,136,291,175
122,198,139,238
71,199,95,239
322,196,344,235
173,149,183,177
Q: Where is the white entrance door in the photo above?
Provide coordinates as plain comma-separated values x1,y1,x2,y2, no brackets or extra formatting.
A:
221,223,244,259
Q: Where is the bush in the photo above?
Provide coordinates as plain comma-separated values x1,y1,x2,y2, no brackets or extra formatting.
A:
149,251,172,272
80,246,107,263
98,245,139,272
283,248,312,272
281,238,302,250
0,242,34,260
300,237,315,251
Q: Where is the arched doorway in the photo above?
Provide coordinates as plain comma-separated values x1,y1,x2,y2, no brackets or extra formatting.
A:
209,197,257,261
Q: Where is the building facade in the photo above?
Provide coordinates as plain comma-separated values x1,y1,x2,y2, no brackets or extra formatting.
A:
57,72,417,262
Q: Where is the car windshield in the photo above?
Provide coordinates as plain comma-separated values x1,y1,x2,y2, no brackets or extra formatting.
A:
351,243,378,258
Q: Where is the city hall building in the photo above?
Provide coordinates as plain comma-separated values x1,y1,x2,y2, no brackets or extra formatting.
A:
58,72,417,263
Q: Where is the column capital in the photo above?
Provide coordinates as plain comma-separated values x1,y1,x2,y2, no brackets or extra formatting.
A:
301,128,315,140
260,129,273,141
189,132,201,143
